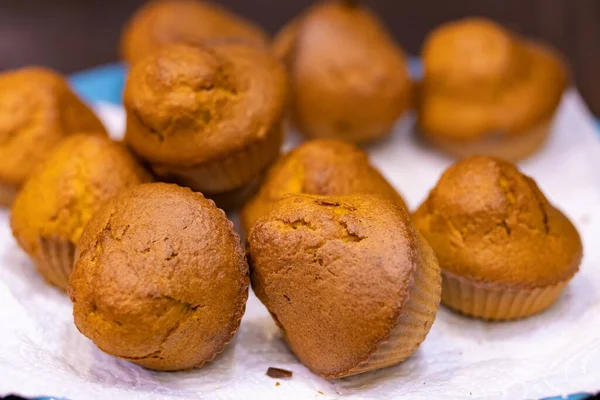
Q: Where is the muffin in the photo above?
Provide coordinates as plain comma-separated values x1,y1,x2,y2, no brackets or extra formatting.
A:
0,67,107,206
124,42,287,209
273,0,411,144
413,156,582,320
241,139,407,234
69,183,249,371
10,134,151,290
247,194,441,378
418,18,568,161
121,0,269,66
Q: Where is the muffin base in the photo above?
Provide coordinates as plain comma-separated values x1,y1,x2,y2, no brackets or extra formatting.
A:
36,235,76,291
339,234,442,378
151,125,283,194
423,117,552,162
0,184,18,207
441,269,568,321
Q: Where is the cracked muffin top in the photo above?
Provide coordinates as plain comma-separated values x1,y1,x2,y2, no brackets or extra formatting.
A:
123,42,287,167
419,18,567,139
0,67,106,189
69,183,249,371
247,193,424,377
121,0,269,66
241,139,407,233
413,156,582,287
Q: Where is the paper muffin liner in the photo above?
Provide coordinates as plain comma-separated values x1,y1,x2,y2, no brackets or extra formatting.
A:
36,235,76,291
152,123,283,195
422,116,552,162
344,237,442,377
0,183,18,207
441,269,568,321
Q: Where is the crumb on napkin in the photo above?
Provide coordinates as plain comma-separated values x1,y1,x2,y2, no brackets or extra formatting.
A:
266,367,293,379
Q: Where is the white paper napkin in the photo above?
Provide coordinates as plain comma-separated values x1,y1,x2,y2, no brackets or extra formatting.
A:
0,90,598,400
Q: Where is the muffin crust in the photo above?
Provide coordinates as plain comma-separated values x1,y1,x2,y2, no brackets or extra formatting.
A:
0,67,106,205
124,43,287,195
248,194,440,378
419,18,568,160
70,183,249,370
274,0,411,144
413,156,582,319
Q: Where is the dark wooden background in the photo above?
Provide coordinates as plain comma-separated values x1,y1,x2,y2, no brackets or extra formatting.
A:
2,0,599,115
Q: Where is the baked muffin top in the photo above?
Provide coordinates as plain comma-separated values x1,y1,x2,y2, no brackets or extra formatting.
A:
121,0,269,65
241,139,406,232
420,18,567,139
273,0,411,143
248,193,419,378
70,183,249,370
11,134,151,252
124,42,287,166
413,156,582,287
0,67,106,187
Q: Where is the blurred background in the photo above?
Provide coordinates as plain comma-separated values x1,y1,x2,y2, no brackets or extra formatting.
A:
1,0,599,115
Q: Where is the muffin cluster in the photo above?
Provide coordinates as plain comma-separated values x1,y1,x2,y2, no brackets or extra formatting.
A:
3,0,582,382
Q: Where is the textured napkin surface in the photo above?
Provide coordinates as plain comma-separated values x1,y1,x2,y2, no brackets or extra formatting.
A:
0,90,599,400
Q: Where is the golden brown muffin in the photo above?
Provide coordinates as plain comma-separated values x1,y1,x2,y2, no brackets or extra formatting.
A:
273,0,411,144
10,134,151,290
247,194,441,378
124,42,287,209
121,0,269,66
413,156,582,320
69,183,249,371
0,67,107,206
241,139,407,234
419,18,568,161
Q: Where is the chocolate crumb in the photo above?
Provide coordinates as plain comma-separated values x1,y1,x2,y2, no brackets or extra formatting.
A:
318,391,324,394
276,382,280,387
267,367,293,379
